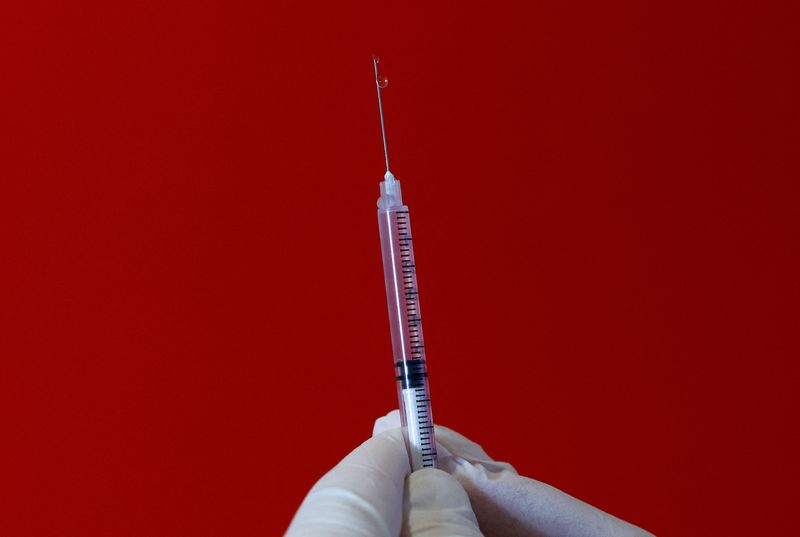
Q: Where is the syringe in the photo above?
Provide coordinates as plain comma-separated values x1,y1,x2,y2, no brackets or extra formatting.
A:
373,55,437,470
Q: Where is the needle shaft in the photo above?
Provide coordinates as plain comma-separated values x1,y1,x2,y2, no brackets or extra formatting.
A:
373,55,390,173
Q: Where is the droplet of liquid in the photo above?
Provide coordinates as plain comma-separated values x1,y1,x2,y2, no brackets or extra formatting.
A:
377,75,389,88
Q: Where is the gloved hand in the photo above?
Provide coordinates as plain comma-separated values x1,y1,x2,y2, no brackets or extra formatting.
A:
285,410,654,537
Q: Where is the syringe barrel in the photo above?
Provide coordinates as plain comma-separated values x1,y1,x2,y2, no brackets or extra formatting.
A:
377,180,437,470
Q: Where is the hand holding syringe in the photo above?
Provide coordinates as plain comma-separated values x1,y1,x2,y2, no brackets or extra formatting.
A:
284,56,654,537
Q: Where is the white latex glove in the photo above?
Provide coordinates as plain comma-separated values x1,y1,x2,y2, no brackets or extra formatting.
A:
284,415,482,537
285,411,654,537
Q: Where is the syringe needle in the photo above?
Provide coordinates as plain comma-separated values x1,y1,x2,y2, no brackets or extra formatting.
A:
372,54,392,177
373,57,436,471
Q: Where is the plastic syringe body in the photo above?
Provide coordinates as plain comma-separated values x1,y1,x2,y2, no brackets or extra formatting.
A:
377,174,437,470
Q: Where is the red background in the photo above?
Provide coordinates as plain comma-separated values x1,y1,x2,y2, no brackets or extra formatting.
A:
2,1,797,535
